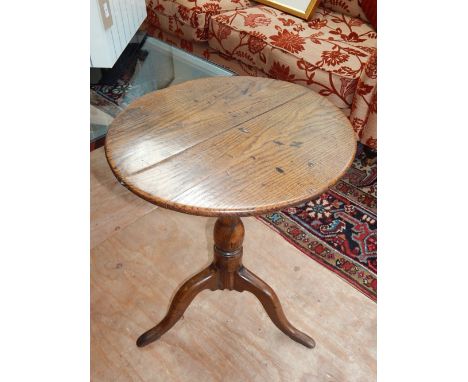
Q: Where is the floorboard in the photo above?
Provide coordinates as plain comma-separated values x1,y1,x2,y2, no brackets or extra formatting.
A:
91,148,376,381
91,148,156,249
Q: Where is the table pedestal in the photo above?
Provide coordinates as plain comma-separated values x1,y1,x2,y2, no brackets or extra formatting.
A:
136,216,315,349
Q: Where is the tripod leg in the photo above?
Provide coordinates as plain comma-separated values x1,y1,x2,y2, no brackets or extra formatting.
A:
235,266,315,348
136,265,217,347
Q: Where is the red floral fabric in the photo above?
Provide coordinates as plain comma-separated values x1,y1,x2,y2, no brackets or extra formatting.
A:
146,0,252,41
350,48,376,148
209,5,377,145
320,0,369,22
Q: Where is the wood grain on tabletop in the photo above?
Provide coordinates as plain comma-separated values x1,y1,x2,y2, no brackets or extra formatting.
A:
104,76,357,217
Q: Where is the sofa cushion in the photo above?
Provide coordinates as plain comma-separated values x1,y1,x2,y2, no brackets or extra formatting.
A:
209,5,376,110
146,0,253,41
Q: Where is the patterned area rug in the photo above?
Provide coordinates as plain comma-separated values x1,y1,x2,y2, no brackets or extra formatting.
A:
260,144,377,301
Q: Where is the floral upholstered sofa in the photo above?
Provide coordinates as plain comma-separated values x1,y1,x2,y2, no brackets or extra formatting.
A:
145,0,377,149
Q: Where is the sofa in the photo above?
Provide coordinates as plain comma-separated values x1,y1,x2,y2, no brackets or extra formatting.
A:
144,0,377,150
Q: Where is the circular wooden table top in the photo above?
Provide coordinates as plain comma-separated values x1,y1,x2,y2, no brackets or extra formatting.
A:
105,76,357,217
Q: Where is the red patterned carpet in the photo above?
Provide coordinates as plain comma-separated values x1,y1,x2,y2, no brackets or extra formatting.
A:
260,144,377,301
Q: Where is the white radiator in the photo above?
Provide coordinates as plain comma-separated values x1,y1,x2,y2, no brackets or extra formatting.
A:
90,0,147,68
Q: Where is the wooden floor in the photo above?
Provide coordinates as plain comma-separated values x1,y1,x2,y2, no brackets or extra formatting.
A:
91,147,376,382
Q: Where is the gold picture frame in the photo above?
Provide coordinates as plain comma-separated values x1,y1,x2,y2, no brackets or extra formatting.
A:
255,0,321,21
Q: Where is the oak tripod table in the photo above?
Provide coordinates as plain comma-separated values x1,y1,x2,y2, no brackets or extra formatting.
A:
105,76,356,349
